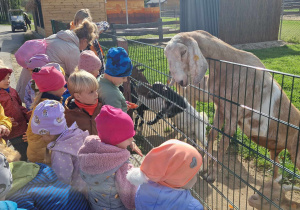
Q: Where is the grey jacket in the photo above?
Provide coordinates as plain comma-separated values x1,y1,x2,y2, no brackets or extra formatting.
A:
46,30,80,79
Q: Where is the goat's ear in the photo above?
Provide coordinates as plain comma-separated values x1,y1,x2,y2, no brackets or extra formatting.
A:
138,68,145,72
187,38,208,85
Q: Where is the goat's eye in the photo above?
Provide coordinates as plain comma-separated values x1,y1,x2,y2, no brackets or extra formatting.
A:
181,49,187,56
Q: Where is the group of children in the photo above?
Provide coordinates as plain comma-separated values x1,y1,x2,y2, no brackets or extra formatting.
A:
0,11,204,210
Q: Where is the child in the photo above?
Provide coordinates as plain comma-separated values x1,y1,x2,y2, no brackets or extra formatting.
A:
0,65,30,161
127,139,204,210
78,105,141,210
0,152,90,210
31,100,87,191
65,70,102,135
78,50,102,78
24,54,49,110
0,104,11,145
98,47,133,112
26,66,66,163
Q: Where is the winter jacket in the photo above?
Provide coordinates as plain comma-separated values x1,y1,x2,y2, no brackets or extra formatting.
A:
78,135,137,210
46,30,80,79
24,80,36,110
0,201,25,210
0,88,30,140
47,122,88,191
135,181,204,210
64,96,102,135
0,104,12,144
26,93,62,163
7,162,90,210
98,75,127,112
16,68,32,103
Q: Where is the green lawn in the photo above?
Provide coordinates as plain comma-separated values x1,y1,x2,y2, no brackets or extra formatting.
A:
281,20,300,43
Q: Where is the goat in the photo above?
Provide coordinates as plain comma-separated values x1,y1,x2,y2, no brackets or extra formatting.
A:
165,30,300,183
248,176,300,209
130,65,165,130
147,82,208,147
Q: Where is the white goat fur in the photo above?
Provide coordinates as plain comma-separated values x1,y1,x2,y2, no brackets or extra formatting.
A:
165,30,300,182
173,99,208,147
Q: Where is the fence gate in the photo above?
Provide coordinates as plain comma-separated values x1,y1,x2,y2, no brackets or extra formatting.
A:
279,0,300,43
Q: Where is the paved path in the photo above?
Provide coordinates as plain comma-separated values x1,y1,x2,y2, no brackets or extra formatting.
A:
0,25,25,88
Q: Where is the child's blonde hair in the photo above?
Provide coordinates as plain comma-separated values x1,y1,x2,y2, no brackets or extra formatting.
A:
73,8,92,26
68,70,99,95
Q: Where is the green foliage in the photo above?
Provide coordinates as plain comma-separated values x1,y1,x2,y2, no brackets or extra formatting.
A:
9,0,21,9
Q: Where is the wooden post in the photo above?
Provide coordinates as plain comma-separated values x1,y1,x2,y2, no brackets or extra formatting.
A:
117,38,133,118
158,18,163,43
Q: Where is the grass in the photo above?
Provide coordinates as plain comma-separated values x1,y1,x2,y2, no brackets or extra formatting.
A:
280,20,300,44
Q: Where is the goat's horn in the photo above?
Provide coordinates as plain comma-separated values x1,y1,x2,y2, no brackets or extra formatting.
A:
282,185,300,192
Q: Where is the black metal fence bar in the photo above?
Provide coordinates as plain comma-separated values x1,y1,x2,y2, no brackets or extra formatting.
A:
99,34,300,209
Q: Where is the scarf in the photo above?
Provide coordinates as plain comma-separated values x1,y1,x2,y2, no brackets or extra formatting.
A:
75,99,98,116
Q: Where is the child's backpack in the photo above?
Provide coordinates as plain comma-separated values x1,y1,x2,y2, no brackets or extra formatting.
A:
15,39,47,69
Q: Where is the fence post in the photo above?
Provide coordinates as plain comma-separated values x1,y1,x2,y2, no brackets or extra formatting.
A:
111,24,117,44
117,38,133,118
158,18,163,43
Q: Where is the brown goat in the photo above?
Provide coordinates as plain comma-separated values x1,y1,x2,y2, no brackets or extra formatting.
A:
165,30,300,183
248,176,300,209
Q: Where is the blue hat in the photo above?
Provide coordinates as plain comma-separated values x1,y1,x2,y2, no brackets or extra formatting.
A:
105,47,132,77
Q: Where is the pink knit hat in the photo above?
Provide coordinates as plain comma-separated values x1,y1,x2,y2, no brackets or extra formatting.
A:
32,66,66,92
31,100,67,135
78,50,102,73
26,54,49,69
95,105,135,146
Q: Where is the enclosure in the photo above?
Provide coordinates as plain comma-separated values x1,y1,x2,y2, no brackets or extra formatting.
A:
98,34,300,209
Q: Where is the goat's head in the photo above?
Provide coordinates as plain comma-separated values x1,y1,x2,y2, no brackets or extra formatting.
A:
130,64,151,96
147,82,168,99
248,176,300,209
165,33,208,87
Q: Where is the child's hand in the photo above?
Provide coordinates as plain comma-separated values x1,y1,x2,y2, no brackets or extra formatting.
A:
22,133,28,142
130,141,143,157
126,101,138,110
0,125,10,137
9,118,19,127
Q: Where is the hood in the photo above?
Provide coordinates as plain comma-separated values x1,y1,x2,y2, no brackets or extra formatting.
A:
47,30,79,47
78,135,130,175
47,122,88,156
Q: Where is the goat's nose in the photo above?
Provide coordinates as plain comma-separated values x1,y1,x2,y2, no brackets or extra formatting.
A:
179,80,184,86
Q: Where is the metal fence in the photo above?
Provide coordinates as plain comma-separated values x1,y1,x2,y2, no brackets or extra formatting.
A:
99,34,300,210
279,0,300,43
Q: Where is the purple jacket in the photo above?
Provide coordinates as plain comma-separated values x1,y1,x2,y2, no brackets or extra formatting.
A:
47,122,88,192
24,80,36,110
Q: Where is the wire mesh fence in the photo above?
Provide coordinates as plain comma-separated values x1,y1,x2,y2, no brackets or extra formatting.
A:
100,33,300,210
279,0,300,43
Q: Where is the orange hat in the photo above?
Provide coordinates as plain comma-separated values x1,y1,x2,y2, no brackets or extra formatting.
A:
140,139,202,189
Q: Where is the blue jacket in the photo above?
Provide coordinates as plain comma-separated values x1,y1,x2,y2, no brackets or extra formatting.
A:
7,163,90,210
0,201,25,210
135,181,204,210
